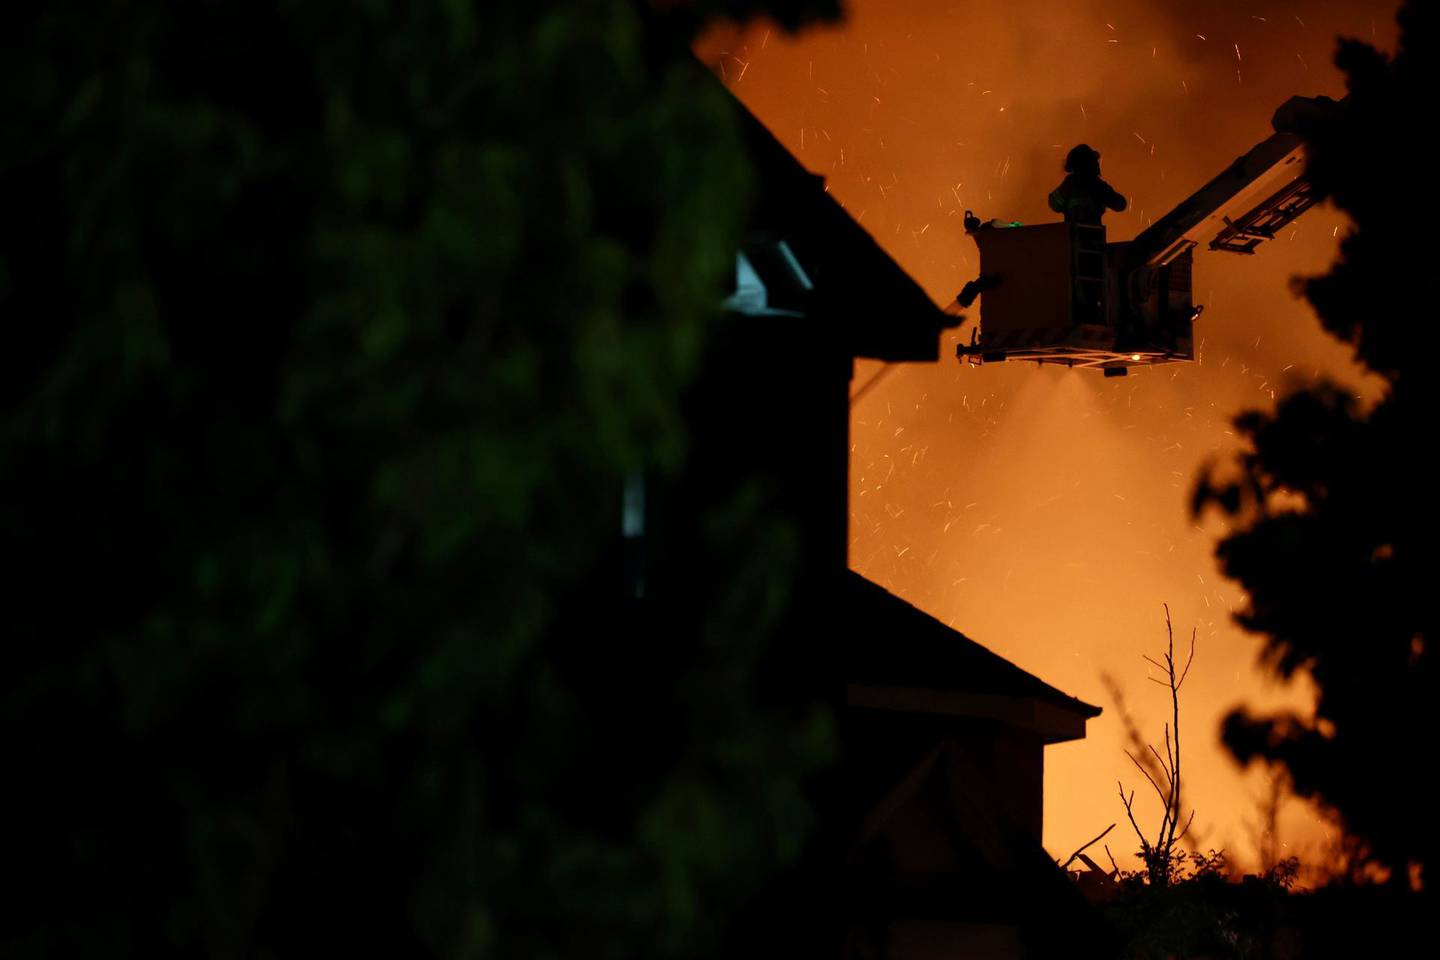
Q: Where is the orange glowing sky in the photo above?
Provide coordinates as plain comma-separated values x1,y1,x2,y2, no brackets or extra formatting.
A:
700,0,1398,877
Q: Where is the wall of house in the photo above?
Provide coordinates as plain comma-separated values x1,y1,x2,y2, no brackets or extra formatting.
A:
846,707,1047,845
841,706,1085,958
956,722,1045,843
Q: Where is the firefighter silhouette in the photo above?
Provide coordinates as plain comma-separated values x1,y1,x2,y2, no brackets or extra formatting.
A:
1048,145,1127,225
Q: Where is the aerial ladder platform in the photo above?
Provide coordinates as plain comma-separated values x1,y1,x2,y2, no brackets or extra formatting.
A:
956,95,1342,375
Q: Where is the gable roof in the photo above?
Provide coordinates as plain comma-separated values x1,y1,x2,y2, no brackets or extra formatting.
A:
727,81,954,363
841,572,1102,741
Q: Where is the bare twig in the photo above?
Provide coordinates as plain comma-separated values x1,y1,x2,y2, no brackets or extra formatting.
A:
1119,782,1153,861
1148,742,1173,782
1166,609,1184,861
1126,749,1170,812
1115,605,1199,887
1060,822,1117,870
1177,627,1197,690
1175,810,1197,845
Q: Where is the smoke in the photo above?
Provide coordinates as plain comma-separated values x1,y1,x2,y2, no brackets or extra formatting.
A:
701,0,1398,873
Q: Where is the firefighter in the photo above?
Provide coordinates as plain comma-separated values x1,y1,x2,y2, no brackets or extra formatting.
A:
1048,145,1127,225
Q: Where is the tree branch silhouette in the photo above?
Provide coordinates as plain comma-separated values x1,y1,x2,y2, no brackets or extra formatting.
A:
1116,605,1198,887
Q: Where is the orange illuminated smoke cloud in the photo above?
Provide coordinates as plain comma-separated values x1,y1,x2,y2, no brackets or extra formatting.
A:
700,0,1398,878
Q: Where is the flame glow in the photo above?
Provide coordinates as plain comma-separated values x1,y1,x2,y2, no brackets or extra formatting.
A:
702,0,1398,876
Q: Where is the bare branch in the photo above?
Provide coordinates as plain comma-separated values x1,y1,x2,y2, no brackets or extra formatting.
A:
1125,750,1170,812
1175,809,1197,845
1060,822,1117,870
1177,627,1197,690
1148,742,1173,783
1105,844,1121,878
1116,604,1199,886
1161,606,1185,860
1119,783,1152,858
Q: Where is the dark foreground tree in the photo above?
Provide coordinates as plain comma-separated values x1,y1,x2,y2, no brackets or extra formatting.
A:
2,1,842,956
1193,1,1435,889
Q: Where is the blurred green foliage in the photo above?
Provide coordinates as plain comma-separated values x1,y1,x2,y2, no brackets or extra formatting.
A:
1193,1,1435,890
2,1,842,955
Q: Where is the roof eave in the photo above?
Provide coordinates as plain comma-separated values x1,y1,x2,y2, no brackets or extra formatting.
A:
847,684,1102,745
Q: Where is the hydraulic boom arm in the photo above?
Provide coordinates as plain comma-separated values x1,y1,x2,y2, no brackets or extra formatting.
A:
1127,95,1342,269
